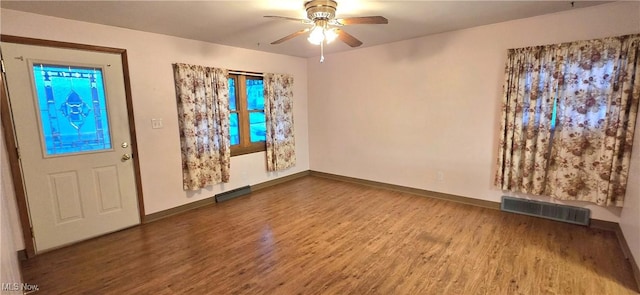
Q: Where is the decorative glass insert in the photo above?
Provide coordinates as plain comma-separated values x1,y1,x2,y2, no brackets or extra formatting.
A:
249,112,266,142
32,63,112,156
229,113,240,145
246,78,264,110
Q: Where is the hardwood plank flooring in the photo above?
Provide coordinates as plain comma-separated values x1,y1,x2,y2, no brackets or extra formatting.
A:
21,176,638,294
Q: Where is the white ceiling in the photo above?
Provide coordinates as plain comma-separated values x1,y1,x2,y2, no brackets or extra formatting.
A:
1,1,609,58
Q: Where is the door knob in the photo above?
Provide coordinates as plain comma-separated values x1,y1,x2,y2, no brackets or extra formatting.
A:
122,153,131,161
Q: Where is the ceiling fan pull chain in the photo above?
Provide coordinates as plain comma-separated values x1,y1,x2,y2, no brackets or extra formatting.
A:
320,40,325,63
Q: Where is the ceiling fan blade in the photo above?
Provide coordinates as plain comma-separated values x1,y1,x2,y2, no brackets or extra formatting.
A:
264,16,312,24
271,28,311,45
335,16,388,25
335,29,363,47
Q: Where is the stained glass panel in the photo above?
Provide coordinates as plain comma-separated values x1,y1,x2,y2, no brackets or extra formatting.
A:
32,63,112,156
249,112,266,143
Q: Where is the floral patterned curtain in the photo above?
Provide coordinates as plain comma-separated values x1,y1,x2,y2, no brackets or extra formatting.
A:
173,63,231,190
547,36,640,206
495,46,561,195
264,73,296,171
495,34,640,207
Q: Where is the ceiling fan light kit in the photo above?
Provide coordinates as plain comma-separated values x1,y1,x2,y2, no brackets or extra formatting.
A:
266,0,388,62
307,19,339,46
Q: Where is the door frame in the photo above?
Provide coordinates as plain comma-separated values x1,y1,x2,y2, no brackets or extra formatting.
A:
0,35,145,257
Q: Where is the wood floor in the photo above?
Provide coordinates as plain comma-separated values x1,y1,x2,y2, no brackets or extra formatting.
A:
21,176,638,294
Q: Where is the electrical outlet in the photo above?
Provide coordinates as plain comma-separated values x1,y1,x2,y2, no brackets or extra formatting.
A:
151,118,163,129
437,171,444,182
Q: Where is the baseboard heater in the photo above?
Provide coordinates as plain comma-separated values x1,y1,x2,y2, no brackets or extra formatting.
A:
501,196,590,226
215,185,251,203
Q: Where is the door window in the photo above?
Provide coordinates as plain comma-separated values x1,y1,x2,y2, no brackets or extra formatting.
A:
31,63,112,156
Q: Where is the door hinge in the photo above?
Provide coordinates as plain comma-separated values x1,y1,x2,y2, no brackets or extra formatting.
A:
0,59,5,73
15,147,20,159
30,227,34,238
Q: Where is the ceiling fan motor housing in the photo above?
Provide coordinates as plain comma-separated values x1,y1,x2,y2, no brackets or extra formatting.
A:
305,0,337,20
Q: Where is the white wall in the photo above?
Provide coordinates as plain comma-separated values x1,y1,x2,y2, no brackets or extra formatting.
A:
1,123,22,292
0,126,23,252
0,8,310,217
621,112,640,273
308,1,640,223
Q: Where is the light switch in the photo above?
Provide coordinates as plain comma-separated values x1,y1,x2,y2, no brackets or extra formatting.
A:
151,118,163,129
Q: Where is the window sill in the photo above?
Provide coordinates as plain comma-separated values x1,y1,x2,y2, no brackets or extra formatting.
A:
231,142,266,157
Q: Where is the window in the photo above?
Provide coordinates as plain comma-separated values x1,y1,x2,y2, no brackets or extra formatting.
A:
495,34,640,207
228,74,266,156
32,63,112,156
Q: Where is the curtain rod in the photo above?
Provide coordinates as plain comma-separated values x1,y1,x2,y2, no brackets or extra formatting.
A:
228,70,264,77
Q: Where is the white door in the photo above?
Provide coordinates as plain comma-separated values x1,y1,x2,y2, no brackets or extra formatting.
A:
1,42,140,252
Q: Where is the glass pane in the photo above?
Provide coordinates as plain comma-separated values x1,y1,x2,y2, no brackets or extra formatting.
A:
228,77,237,111
249,112,266,143
32,63,112,156
551,96,558,130
246,78,264,110
229,113,239,145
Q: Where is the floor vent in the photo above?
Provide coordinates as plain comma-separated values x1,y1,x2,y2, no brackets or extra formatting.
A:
215,186,251,203
501,196,590,226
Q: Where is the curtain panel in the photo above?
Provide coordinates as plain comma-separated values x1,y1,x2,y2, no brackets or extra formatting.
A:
264,73,296,171
495,34,640,207
495,46,561,195
173,63,231,190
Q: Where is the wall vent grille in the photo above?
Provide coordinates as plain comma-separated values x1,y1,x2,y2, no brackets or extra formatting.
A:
215,186,251,203
501,196,590,226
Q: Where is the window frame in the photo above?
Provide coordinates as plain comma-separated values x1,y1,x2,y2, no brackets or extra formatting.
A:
228,74,266,156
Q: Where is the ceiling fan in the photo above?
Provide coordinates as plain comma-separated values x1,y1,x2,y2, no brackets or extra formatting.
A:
265,0,388,61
